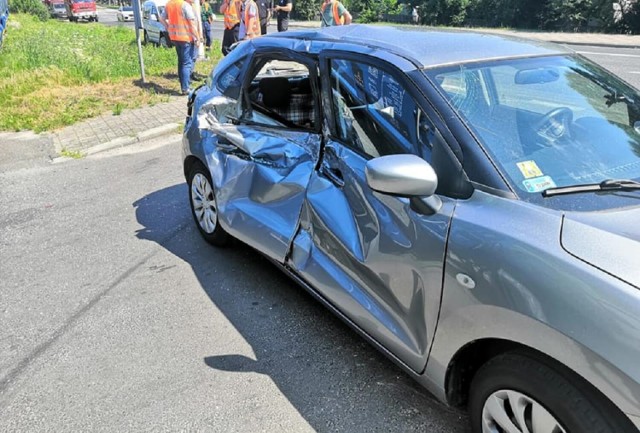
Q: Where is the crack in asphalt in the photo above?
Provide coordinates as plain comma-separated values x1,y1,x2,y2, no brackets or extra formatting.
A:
0,223,189,404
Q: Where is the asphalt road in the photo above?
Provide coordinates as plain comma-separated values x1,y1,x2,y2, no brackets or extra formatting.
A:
0,137,468,431
2,21,640,432
567,43,640,87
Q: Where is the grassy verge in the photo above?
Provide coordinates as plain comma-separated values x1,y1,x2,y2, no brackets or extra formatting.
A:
0,14,221,132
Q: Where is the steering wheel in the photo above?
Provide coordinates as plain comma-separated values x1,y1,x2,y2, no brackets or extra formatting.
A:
534,107,573,142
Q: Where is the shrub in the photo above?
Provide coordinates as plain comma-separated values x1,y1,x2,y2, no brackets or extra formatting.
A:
9,0,49,21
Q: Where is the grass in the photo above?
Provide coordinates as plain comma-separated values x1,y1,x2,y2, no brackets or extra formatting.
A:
59,147,85,159
0,14,221,132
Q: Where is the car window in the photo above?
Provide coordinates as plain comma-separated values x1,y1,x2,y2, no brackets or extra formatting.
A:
329,59,433,160
427,55,640,210
242,57,318,130
216,59,245,98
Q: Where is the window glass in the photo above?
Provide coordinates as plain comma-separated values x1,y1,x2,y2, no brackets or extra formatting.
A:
216,59,245,98
427,55,640,210
330,59,433,160
243,58,317,130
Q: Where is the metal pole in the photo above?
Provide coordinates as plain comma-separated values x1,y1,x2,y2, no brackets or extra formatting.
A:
132,0,146,83
135,25,146,83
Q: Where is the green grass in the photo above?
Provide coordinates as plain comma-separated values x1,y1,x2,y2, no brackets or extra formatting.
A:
0,14,221,132
59,148,85,159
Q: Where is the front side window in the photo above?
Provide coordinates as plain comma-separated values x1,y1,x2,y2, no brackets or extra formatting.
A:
330,58,433,160
427,55,640,210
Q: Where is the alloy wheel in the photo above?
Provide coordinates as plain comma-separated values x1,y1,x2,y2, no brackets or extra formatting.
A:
191,173,217,234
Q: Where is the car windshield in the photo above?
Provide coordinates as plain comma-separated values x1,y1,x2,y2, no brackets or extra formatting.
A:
122,6,133,11
425,55,640,210
53,3,65,8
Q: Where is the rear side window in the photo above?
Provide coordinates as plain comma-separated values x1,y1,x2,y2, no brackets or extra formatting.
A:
216,59,245,98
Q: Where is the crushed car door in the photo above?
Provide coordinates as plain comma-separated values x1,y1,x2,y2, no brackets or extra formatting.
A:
287,54,455,372
198,50,322,262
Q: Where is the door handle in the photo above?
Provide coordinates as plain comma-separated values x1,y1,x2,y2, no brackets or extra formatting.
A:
321,165,345,188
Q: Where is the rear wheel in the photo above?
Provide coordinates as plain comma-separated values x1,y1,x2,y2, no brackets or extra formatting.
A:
469,352,637,433
188,165,231,247
159,34,169,48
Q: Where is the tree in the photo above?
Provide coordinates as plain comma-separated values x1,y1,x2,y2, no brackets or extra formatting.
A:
419,0,469,25
356,0,402,22
10,0,50,21
542,0,592,30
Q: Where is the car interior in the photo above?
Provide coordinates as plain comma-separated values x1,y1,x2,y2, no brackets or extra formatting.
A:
245,59,317,130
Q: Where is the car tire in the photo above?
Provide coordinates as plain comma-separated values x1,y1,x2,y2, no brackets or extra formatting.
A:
159,34,169,48
142,30,149,45
94,16,98,22
188,165,232,247
469,352,637,433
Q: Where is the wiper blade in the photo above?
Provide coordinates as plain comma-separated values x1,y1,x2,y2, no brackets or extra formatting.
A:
542,179,640,197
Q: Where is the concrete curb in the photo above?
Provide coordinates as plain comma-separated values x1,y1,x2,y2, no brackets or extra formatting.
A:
85,122,179,155
52,123,180,163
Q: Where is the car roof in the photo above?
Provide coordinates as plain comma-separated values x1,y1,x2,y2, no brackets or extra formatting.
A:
265,25,569,70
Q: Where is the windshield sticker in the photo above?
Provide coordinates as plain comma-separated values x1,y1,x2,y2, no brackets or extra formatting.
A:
517,160,543,179
523,176,557,193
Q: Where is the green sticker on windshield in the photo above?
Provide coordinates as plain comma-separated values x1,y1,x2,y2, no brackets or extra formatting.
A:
523,176,557,193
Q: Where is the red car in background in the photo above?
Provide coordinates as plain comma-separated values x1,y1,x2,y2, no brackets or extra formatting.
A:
65,0,98,22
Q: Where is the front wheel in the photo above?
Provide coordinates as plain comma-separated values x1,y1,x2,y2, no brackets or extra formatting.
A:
188,165,231,247
469,352,637,433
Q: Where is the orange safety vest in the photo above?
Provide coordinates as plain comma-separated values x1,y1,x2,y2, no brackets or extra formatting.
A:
321,0,343,25
243,0,260,39
166,0,193,42
223,0,240,29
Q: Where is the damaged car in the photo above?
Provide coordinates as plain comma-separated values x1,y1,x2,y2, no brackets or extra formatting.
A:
182,25,640,433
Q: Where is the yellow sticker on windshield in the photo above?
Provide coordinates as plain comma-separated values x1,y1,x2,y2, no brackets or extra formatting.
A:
517,161,543,179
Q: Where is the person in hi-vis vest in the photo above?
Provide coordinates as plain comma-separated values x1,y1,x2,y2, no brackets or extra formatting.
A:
239,0,260,40
161,0,200,94
320,0,351,26
220,0,242,55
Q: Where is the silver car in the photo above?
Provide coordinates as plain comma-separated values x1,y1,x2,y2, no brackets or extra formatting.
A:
182,25,640,433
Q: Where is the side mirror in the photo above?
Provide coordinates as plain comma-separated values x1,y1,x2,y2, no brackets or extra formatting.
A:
365,154,442,215
150,13,158,21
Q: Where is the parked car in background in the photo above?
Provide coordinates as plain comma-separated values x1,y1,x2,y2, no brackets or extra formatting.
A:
183,25,640,433
142,0,171,47
116,5,134,22
65,0,97,22
0,0,8,49
50,1,68,19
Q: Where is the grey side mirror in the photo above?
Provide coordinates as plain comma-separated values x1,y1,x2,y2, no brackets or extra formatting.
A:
365,154,442,215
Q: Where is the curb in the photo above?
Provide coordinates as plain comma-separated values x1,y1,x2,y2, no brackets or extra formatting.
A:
52,123,180,163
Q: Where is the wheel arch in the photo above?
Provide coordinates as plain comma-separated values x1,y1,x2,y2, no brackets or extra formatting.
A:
444,337,639,431
183,155,205,181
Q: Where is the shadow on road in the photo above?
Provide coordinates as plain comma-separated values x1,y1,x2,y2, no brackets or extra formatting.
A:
133,183,468,432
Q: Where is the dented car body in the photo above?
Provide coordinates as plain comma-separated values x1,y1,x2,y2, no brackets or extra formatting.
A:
182,26,640,432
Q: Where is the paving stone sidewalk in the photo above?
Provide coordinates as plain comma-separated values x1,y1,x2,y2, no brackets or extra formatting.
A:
52,96,187,154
